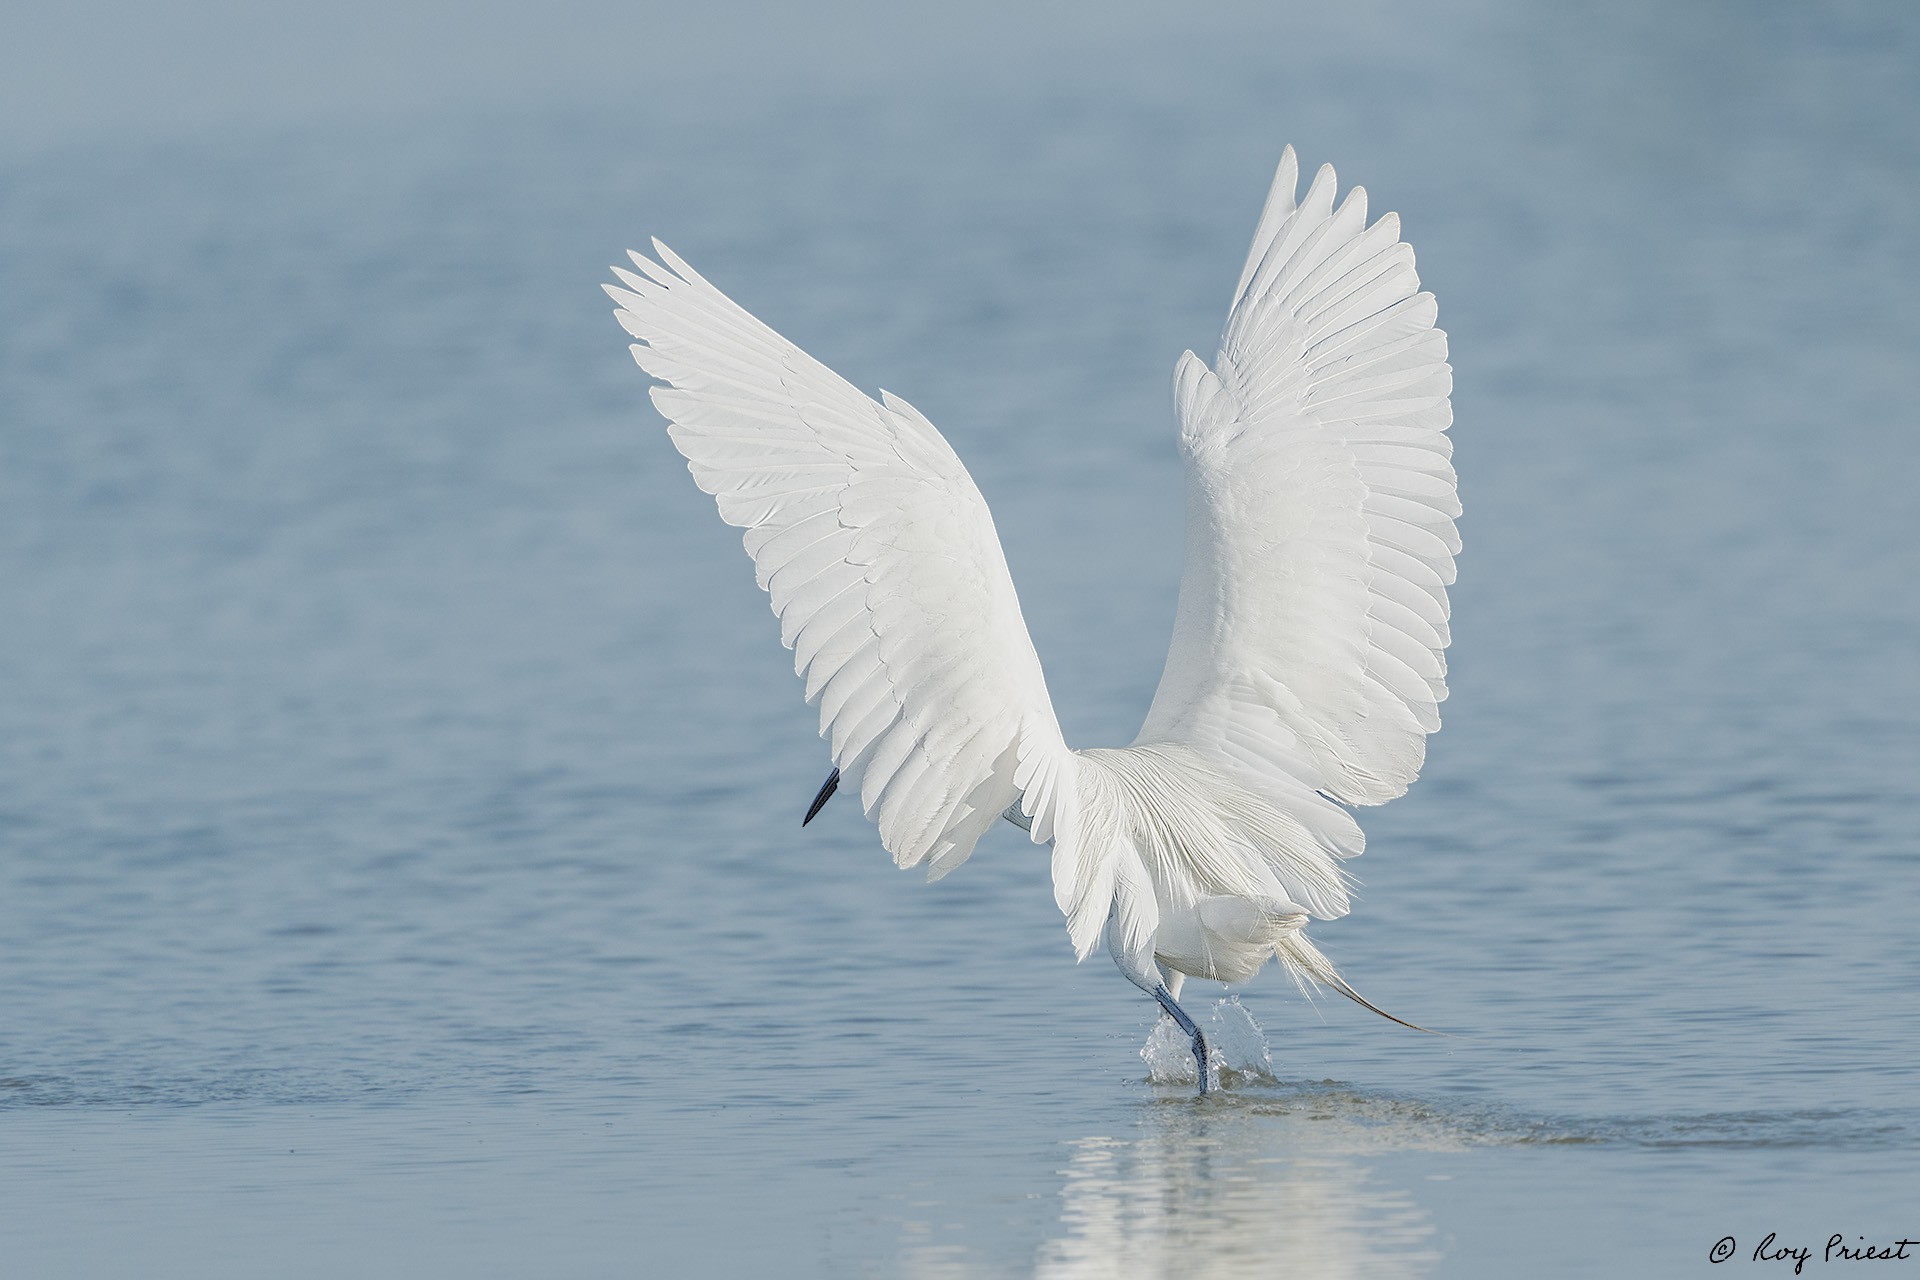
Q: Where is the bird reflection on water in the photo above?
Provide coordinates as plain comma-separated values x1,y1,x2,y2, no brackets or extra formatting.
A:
1038,1117,1441,1280
900,1080,1481,1280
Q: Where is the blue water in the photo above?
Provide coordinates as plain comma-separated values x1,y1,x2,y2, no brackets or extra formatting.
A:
3,4,1918,1275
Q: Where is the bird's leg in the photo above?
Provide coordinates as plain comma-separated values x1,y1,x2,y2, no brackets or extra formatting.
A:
1155,970,1207,1083
1153,983,1212,1095
1108,921,1211,1095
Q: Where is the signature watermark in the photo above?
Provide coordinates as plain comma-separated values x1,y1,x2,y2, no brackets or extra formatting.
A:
1711,1234,1917,1274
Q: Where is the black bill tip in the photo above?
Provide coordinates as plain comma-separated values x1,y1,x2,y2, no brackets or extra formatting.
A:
802,767,840,826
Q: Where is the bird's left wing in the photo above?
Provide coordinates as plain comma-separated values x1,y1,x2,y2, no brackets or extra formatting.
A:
606,243,1075,878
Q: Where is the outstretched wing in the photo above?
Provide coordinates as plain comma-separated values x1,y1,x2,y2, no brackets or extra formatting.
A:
607,243,1075,878
1138,149,1456,840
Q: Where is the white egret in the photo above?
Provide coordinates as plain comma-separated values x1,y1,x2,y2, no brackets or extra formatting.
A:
605,148,1455,1092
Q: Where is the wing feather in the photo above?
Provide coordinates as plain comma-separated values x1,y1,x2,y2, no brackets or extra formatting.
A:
608,245,1075,875
1138,149,1457,828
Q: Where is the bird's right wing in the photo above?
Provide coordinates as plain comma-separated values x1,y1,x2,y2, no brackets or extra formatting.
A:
1137,149,1456,874
606,243,1076,880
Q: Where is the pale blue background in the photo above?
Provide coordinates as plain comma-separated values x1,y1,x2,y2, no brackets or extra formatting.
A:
3,2,1917,1275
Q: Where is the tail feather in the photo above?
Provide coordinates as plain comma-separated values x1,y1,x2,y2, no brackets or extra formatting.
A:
1275,933,1446,1035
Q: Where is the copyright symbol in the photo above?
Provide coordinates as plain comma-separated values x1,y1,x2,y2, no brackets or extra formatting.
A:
1710,1236,1737,1263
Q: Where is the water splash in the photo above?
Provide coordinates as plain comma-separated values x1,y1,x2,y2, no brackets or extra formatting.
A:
1141,996,1277,1088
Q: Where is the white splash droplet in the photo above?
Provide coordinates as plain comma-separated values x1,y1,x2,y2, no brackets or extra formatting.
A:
1140,996,1277,1087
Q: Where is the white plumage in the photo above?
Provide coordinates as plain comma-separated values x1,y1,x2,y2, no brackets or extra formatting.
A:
606,147,1454,1090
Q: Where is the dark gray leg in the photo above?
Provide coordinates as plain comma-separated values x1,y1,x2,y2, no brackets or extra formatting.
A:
1106,911,1210,1096
1153,984,1211,1096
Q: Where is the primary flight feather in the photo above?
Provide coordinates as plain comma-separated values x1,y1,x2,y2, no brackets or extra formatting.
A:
605,147,1455,1091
